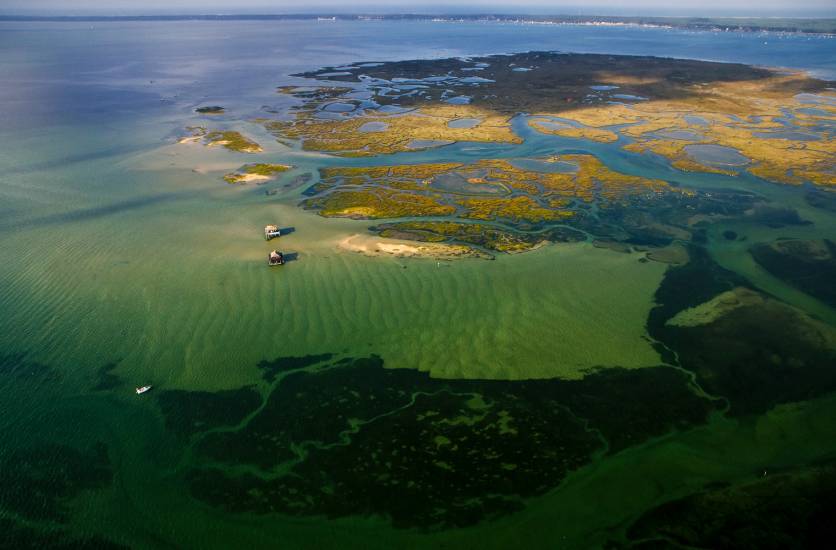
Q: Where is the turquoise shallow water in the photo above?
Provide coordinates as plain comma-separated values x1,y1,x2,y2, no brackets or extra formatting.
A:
1,19,835,549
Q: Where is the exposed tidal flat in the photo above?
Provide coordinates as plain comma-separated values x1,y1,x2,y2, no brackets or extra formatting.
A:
1,18,836,549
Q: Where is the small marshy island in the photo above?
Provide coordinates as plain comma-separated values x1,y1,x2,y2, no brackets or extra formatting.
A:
223,163,292,184
195,105,226,114
180,126,263,153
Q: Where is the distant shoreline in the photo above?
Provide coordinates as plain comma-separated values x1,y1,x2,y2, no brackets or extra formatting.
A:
1,14,835,35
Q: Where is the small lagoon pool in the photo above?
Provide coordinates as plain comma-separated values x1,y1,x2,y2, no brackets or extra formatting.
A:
358,121,388,133
754,130,821,141
448,118,481,129
655,129,704,141
322,102,356,113
685,144,750,167
445,95,472,105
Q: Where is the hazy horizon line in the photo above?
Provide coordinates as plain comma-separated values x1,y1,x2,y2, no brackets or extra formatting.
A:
2,11,834,18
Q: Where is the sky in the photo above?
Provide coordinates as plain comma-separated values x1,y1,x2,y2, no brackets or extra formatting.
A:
2,0,834,17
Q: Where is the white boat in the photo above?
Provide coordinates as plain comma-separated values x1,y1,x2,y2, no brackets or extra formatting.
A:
136,385,152,395
264,225,281,240
268,250,285,266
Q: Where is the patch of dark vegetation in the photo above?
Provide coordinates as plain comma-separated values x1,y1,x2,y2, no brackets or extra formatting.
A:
196,355,410,468
294,52,779,114
555,367,718,453
648,244,836,417
747,205,811,228
301,183,321,197
195,106,224,114
647,245,750,339
175,355,714,528
577,188,757,250
284,173,312,190
722,230,738,241
620,459,836,549
0,353,58,382
750,239,836,308
93,362,120,391
276,86,353,101
156,387,262,440
593,239,633,253
805,189,836,213
665,296,836,416
522,225,586,245
0,443,112,523
189,393,594,528
0,517,128,550
256,353,333,383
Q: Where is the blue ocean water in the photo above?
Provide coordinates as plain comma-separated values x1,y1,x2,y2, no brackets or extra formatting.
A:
1,20,834,132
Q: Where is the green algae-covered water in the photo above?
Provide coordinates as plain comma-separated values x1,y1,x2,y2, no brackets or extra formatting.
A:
2,19,835,549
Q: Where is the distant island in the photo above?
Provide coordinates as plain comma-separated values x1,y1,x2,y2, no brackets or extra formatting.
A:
220,51,834,260
2,14,835,34
195,105,225,114
176,50,834,260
